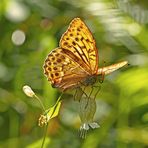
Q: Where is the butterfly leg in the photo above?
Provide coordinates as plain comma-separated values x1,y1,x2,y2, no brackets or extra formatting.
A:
81,86,88,98
73,87,78,100
85,85,101,108
99,71,105,83
73,86,89,102
85,87,94,108
79,81,90,98
73,87,83,101
92,85,101,100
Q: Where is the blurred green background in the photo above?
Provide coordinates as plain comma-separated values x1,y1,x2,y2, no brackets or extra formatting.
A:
0,0,148,147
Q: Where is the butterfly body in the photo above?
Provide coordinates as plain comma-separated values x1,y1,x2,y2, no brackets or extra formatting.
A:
82,75,98,86
43,18,128,91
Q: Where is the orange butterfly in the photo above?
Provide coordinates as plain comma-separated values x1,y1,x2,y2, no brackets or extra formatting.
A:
43,18,128,91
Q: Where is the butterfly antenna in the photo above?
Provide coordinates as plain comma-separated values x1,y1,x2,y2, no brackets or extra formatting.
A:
93,85,101,100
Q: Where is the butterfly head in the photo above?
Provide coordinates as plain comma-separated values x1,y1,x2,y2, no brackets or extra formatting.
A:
83,75,98,86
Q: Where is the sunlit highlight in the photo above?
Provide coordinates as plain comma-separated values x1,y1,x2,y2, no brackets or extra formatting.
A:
12,30,26,46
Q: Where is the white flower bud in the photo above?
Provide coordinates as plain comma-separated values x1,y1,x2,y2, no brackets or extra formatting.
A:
23,85,35,97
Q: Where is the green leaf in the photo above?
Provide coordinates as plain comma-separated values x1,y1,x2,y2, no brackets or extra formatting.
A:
46,94,62,120
46,100,62,120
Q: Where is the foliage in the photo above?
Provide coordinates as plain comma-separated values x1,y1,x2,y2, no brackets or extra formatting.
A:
0,0,148,147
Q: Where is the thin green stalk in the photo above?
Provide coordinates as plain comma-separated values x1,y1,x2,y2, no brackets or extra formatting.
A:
34,94,46,112
41,123,49,148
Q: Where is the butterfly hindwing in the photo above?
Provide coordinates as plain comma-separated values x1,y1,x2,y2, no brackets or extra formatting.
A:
44,48,89,90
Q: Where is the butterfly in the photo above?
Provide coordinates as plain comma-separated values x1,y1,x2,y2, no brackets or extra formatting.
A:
43,18,128,91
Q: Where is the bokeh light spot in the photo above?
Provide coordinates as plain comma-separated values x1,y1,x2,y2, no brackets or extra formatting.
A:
127,23,142,36
11,30,26,46
5,0,30,22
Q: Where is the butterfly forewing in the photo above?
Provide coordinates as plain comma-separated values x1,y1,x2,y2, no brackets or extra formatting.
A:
59,18,98,74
